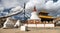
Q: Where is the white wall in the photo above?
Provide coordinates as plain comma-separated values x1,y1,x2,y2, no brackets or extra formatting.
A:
24,24,55,27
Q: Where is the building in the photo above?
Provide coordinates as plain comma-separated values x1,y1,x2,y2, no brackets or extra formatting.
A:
39,10,54,23
24,6,55,27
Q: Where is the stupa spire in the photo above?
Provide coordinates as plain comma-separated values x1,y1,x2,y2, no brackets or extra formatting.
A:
33,6,37,12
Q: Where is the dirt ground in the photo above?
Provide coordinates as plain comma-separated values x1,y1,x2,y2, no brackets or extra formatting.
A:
0,27,60,33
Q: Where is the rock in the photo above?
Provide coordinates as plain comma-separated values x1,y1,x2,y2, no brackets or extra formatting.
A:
14,20,21,28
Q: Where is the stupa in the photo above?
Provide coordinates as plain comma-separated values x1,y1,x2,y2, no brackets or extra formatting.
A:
30,6,40,20
24,6,41,27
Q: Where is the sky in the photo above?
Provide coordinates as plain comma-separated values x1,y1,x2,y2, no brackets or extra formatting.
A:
0,0,60,20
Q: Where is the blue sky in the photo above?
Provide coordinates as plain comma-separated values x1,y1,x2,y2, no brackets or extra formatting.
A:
0,0,60,20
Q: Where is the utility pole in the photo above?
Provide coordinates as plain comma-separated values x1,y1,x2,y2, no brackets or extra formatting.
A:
24,3,26,21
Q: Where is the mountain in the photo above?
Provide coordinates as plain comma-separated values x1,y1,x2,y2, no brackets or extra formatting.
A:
0,8,31,20
11,10,31,20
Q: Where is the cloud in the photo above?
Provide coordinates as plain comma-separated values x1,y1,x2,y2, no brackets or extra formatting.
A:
1,0,29,8
0,0,60,20
45,0,60,16
26,0,45,10
1,0,20,8
0,4,4,12
25,0,60,16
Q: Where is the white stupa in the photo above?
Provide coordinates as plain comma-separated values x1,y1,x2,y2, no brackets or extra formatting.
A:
30,6,40,20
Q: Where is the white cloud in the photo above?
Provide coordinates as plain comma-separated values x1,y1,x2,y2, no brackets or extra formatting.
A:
0,0,60,17
1,0,29,8
45,0,60,16
25,0,60,16
0,4,4,12
1,0,20,8
26,0,45,10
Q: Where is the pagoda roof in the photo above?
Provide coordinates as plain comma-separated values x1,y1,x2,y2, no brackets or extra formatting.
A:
39,11,49,14
39,15,55,19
